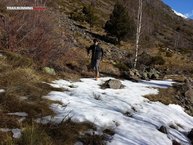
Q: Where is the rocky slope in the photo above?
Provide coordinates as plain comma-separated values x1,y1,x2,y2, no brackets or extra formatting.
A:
1,0,193,78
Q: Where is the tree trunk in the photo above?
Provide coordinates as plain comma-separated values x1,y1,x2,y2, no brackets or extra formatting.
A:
134,0,143,68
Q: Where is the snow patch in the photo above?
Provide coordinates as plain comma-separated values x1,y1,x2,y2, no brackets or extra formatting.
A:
8,112,28,117
0,89,5,93
44,77,193,145
173,9,187,19
169,104,185,113
0,128,22,139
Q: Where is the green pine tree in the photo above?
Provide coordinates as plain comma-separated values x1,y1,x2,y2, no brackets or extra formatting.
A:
83,4,98,30
105,2,135,43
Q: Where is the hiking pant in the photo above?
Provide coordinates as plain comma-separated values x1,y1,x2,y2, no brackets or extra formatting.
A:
91,58,101,75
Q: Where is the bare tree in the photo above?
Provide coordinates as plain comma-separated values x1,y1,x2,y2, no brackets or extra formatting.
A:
134,0,143,68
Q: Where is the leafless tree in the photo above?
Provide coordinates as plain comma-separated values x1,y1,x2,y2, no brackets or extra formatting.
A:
134,0,143,68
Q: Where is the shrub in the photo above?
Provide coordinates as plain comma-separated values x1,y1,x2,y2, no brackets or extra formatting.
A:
82,4,99,29
17,124,53,145
114,62,129,71
0,133,14,145
166,51,173,57
151,55,165,65
137,52,165,68
138,52,152,66
70,8,85,22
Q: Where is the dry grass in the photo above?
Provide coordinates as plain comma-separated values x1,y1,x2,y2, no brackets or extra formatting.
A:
0,68,40,87
145,87,178,105
0,51,34,68
42,121,93,145
0,50,112,145
163,75,186,82
0,112,20,129
13,121,110,145
16,123,54,145
0,65,57,117
149,48,193,76
0,133,14,145
59,71,82,81
0,51,56,143
101,61,121,77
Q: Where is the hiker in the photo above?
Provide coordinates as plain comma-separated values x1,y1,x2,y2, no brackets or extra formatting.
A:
87,39,104,80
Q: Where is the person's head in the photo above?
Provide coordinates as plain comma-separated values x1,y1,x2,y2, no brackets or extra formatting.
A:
93,39,99,45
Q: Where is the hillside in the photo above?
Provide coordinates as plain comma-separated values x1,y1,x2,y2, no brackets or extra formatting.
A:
54,0,193,52
1,0,193,144
1,0,193,78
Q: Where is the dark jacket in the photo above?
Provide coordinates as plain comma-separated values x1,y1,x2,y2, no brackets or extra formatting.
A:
87,44,104,61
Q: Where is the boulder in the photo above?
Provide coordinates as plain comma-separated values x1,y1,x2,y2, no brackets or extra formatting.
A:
148,68,159,80
102,79,123,89
43,67,56,75
158,125,168,134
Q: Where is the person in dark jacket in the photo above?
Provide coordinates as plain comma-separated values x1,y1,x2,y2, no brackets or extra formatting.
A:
87,39,104,80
